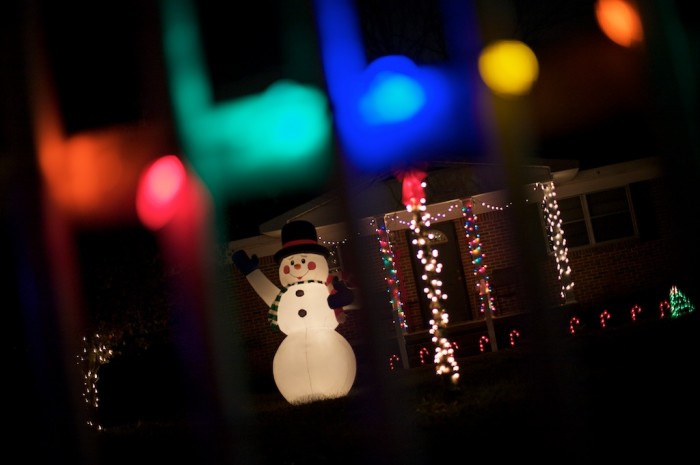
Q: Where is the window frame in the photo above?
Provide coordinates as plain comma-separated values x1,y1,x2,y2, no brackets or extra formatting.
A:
541,184,640,252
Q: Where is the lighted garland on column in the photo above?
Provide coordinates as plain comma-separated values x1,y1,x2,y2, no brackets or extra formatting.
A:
537,181,574,301
375,220,408,332
397,168,460,384
462,198,495,315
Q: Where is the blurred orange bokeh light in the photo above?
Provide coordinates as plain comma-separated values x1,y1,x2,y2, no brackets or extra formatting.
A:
35,123,167,227
595,0,644,48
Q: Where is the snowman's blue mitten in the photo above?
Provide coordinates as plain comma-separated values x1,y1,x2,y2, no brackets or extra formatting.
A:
232,250,259,276
328,277,354,309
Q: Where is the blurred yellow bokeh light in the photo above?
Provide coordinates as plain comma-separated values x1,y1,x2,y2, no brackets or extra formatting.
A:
478,40,539,97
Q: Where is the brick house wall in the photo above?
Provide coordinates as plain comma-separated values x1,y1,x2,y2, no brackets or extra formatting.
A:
227,174,678,379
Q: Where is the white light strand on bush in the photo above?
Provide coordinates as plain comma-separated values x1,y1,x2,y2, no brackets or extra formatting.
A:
375,221,408,332
76,332,118,430
538,181,574,301
407,190,460,384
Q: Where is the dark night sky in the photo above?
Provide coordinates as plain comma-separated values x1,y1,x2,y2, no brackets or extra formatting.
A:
35,1,650,147
3,0,697,239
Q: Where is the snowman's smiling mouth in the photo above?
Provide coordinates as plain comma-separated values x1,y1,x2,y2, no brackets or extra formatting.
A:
294,271,308,280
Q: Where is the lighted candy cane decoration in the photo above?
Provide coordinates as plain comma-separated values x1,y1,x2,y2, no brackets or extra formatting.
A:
569,316,580,335
600,310,611,328
631,304,642,322
509,329,521,347
419,347,431,365
659,300,669,319
479,335,490,353
388,354,400,371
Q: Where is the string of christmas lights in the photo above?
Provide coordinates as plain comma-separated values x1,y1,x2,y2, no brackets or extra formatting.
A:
406,189,460,384
462,199,495,315
537,181,575,301
384,201,463,230
476,200,513,211
76,332,118,430
375,220,408,333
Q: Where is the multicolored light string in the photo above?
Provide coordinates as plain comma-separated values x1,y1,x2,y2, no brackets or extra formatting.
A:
462,199,495,315
375,221,408,332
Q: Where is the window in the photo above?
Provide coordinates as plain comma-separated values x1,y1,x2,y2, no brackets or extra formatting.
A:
557,186,637,249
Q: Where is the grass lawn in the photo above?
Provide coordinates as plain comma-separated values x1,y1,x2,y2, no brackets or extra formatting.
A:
72,312,699,464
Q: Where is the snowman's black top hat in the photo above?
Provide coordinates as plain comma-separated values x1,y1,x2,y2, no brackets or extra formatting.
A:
274,220,330,264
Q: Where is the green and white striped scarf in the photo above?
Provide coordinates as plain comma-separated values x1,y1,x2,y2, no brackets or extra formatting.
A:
268,280,326,331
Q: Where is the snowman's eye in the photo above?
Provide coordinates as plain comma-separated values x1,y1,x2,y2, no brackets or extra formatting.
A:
290,260,295,266
301,258,306,264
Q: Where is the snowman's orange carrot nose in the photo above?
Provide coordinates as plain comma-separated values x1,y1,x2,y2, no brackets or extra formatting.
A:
294,264,302,269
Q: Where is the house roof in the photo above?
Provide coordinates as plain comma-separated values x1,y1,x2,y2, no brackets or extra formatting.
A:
227,157,667,259
255,158,579,240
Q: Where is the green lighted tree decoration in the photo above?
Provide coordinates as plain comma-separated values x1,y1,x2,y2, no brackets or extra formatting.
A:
669,285,695,319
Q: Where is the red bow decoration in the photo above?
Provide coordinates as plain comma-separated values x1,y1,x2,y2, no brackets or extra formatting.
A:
395,167,427,207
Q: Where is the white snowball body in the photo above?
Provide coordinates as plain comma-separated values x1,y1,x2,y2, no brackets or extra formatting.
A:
272,253,357,404
273,328,356,404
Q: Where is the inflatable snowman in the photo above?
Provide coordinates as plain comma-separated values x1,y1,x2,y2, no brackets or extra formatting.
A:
232,220,357,404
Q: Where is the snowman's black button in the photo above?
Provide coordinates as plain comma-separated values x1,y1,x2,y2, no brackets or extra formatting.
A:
298,309,307,318
296,290,304,297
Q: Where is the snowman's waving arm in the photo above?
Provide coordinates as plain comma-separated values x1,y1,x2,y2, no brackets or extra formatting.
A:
232,250,280,307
